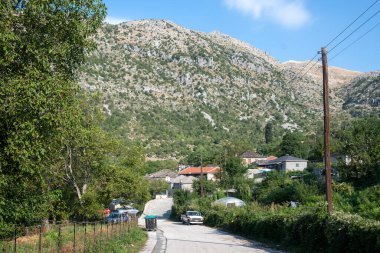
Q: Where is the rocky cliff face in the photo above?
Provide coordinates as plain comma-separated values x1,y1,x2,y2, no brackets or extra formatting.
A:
78,19,377,156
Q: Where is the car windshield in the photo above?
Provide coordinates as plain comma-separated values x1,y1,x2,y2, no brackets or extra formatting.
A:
187,211,201,216
108,213,119,219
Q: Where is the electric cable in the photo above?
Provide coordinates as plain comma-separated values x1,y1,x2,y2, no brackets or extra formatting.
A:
324,0,380,48
329,8,380,53
329,20,380,62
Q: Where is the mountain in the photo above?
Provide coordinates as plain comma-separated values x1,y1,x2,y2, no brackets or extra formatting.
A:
337,71,380,117
282,60,361,89
78,19,375,157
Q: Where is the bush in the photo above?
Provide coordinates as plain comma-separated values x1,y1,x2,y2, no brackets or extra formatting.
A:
170,190,193,220
201,206,380,253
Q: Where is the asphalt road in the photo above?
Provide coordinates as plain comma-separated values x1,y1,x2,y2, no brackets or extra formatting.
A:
139,198,282,253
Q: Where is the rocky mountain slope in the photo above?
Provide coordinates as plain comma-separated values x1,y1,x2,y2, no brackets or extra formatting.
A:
78,19,376,156
338,71,380,117
282,60,361,89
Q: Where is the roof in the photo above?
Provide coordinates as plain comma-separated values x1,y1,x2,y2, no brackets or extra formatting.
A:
240,150,264,158
247,169,262,175
171,175,198,184
179,166,221,175
213,197,246,206
266,156,277,161
145,169,178,179
268,155,307,164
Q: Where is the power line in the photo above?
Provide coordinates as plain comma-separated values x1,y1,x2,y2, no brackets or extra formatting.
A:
288,53,318,82
329,20,380,62
290,2,380,83
297,58,321,81
329,8,380,53
325,0,380,48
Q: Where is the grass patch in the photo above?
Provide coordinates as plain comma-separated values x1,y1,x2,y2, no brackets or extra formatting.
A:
0,222,147,253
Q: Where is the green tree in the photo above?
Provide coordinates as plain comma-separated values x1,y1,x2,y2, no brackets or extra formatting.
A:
0,0,106,225
59,94,112,204
279,131,309,158
145,160,178,175
224,156,247,177
149,179,170,197
265,122,274,144
337,117,380,185
192,179,217,196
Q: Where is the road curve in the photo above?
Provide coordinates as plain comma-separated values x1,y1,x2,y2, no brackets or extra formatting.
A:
140,198,283,253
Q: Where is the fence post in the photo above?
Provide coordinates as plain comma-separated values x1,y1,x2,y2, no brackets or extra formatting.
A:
106,222,108,238
57,224,61,253
38,225,42,253
93,222,96,250
84,223,87,253
99,222,103,248
73,222,76,253
13,226,16,253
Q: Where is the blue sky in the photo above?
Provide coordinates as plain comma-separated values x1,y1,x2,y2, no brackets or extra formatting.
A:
104,0,380,72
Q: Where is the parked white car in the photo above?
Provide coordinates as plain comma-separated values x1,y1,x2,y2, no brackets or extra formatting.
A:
181,211,204,225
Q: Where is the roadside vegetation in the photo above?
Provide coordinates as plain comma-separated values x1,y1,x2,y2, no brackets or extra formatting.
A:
0,0,149,231
171,116,380,253
0,222,146,253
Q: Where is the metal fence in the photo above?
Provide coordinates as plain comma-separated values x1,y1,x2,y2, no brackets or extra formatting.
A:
0,217,138,253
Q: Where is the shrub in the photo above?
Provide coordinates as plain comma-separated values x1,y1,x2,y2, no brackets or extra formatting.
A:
200,205,380,253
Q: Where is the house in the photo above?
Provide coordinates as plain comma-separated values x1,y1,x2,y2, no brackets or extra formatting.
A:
171,175,198,192
179,166,221,181
324,153,351,165
246,168,272,182
255,156,278,168
240,150,266,166
267,155,308,172
144,169,178,182
144,169,179,199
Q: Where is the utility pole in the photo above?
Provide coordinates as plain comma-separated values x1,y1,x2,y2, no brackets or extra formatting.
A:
321,47,333,214
200,153,204,197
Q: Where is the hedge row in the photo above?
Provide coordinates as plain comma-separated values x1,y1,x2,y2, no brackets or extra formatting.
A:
201,207,380,253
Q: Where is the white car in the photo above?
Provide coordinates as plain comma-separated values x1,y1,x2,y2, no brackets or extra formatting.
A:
181,211,204,225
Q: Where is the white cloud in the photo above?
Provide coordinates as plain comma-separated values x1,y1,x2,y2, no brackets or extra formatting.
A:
105,16,129,25
224,0,311,29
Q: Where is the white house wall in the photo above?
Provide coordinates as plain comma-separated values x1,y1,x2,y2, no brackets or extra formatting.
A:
284,161,307,171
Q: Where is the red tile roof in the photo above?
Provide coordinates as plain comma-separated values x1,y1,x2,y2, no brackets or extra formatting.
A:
179,166,221,175
266,156,277,161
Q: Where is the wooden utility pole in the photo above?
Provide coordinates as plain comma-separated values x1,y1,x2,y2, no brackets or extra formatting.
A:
321,47,333,214
200,153,204,197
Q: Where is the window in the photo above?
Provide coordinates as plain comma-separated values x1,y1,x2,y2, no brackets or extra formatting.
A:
296,163,299,167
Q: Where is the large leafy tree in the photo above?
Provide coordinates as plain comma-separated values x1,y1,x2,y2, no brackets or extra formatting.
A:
0,0,106,225
279,131,309,158
337,117,380,186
